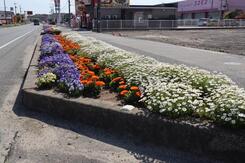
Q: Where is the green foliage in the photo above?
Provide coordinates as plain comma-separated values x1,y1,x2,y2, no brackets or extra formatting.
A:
36,73,57,89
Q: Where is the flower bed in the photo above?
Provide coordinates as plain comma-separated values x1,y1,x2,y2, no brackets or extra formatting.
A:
36,31,245,127
41,25,62,35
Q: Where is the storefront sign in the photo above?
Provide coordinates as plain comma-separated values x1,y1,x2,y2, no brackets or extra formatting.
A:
75,0,90,16
178,0,221,12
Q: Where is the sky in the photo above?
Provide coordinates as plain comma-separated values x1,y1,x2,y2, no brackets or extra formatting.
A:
0,0,181,14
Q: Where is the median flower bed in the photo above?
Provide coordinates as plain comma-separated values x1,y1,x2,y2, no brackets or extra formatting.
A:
36,31,245,127
37,34,141,103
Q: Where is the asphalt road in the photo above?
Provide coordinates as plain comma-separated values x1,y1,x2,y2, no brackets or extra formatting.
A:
82,32,245,88
0,24,40,108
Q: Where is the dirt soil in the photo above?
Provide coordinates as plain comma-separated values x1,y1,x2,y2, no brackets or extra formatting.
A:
115,29,245,55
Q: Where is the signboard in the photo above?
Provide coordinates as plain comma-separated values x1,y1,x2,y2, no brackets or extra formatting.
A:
75,0,89,16
27,11,33,15
101,0,130,7
54,0,60,8
178,0,221,12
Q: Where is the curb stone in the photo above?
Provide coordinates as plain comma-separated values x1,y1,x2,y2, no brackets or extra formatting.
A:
22,38,245,163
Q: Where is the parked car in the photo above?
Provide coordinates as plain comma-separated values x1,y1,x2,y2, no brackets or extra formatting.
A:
0,20,2,26
198,18,209,26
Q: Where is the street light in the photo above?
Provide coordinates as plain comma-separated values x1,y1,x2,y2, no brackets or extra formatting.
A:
3,0,7,24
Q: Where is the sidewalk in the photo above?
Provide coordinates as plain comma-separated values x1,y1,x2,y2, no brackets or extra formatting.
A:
81,31,245,88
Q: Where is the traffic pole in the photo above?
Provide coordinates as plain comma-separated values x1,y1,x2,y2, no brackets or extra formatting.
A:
4,0,7,24
97,0,101,32
68,0,71,27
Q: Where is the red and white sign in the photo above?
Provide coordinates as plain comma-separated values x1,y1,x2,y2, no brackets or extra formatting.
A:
75,0,89,16
54,0,60,7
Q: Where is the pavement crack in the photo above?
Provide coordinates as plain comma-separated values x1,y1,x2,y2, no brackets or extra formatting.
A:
3,131,19,163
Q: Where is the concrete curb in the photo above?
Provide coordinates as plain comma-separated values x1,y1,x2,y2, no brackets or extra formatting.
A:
22,39,245,162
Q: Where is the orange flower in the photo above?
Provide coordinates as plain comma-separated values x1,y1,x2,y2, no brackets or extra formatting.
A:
112,77,122,82
81,80,88,85
130,86,139,91
119,81,125,85
91,75,100,81
120,90,129,96
135,91,141,97
93,64,100,69
87,71,95,76
95,81,105,87
119,85,127,90
86,81,93,85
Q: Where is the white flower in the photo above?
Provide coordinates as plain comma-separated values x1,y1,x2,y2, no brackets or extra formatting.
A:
63,32,245,126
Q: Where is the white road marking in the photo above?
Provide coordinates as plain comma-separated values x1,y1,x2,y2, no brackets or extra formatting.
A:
224,62,242,66
0,29,35,50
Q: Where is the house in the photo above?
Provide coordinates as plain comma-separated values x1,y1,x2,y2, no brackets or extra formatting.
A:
0,11,14,24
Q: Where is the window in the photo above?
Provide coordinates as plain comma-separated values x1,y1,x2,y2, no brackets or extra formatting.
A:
113,15,118,19
105,15,111,19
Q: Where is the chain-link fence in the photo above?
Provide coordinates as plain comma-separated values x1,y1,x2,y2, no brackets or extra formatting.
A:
93,19,245,31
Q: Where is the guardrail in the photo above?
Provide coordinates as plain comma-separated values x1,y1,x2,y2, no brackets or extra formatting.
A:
92,19,245,31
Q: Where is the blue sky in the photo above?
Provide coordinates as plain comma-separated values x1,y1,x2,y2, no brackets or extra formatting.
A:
0,0,181,14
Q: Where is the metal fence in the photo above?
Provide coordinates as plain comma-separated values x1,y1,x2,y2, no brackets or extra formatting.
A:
93,19,245,31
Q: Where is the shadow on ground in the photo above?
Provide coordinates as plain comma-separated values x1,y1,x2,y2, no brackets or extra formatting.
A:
11,76,218,163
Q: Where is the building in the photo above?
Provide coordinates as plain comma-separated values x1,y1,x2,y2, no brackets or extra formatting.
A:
75,0,177,29
0,11,14,24
98,5,176,20
178,0,245,19
28,14,50,22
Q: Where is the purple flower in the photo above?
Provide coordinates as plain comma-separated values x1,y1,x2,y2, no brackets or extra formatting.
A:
38,34,84,96
40,34,63,56
38,53,74,68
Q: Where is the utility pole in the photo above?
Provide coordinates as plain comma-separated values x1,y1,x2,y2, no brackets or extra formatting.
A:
68,0,71,27
97,0,101,32
19,5,22,23
4,0,7,24
220,0,223,19
19,5,22,14
14,3,17,14
220,0,227,19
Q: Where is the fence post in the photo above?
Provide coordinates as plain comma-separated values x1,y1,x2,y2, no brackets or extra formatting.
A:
120,20,122,29
107,20,109,29
92,19,95,30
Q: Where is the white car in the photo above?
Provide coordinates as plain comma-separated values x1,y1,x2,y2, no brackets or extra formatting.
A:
198,18,209,26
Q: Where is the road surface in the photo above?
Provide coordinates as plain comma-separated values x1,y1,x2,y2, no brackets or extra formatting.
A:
0,25,220,163
0,24,40,107
82,31,245,88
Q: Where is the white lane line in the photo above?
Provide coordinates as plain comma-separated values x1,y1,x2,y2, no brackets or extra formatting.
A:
224,62,242,66
0,29,35,50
